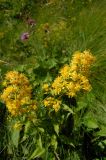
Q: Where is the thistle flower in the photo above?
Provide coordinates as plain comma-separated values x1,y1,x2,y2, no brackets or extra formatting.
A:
21,32,29,41
27,18,36,26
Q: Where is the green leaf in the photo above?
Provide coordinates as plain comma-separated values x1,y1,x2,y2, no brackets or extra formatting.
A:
21,145,29,155
98,142,105,149
54,124,59,135
96,127,106,137
29,135,45,159
29,148,45,160
102,140,106,145
24,121,31,134
84,119,99,129
63,104,74,114
11,129,20,147
38,127,45,133
51,135,57,150
38,135,42,148
76,101,87,112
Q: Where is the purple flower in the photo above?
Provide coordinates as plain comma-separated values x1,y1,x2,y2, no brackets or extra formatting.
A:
21,32,29,41
27,18,36,26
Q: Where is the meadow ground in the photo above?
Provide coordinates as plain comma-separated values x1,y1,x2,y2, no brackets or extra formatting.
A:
0,0,106,159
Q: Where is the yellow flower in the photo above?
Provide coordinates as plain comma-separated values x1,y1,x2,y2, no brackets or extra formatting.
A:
66,82,76,97
80,75,89,84
60,65,70,78
53,100,61,112
70,64,78,72
74,83,81,92
42,50,95,105
20,97,30,105
1,85,18,102
66,82,75,90
82,83,92,91
51,76,63,95
13,122,22,130
1,71,37,116
43,97,61,112
67,91,76,98
5,71,30,85
71,71,79,81
44,99,50,107
42,84,49,92
49,50,95,98
72,51,81,63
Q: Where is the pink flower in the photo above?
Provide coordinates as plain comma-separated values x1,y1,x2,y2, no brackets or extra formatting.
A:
27,18,36,26
21,32,29,41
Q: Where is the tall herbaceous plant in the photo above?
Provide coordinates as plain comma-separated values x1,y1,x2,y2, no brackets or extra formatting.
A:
0,0,106,159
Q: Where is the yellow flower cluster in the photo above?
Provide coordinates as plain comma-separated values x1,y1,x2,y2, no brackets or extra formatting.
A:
51,50,95,97
42,84,49,93
71,50,96,75
43,50,95,102
44,97,61,112
1,71,37,116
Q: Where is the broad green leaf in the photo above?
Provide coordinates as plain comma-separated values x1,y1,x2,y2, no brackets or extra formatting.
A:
29,148,45,160
84,119,99,129
76,101,87,112
11,129,20,147
38,127,45,133
63,104,74,114
29,135,45,159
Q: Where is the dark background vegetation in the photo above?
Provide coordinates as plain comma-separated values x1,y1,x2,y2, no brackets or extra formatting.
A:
0,0,106,159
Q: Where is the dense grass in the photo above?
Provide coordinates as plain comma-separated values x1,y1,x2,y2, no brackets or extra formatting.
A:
0,0,106,159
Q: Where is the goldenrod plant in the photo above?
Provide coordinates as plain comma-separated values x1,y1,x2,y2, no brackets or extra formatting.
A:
1,71,37,117
0,0,106,159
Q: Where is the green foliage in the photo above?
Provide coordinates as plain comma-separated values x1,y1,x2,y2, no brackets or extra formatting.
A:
0,0,106,159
